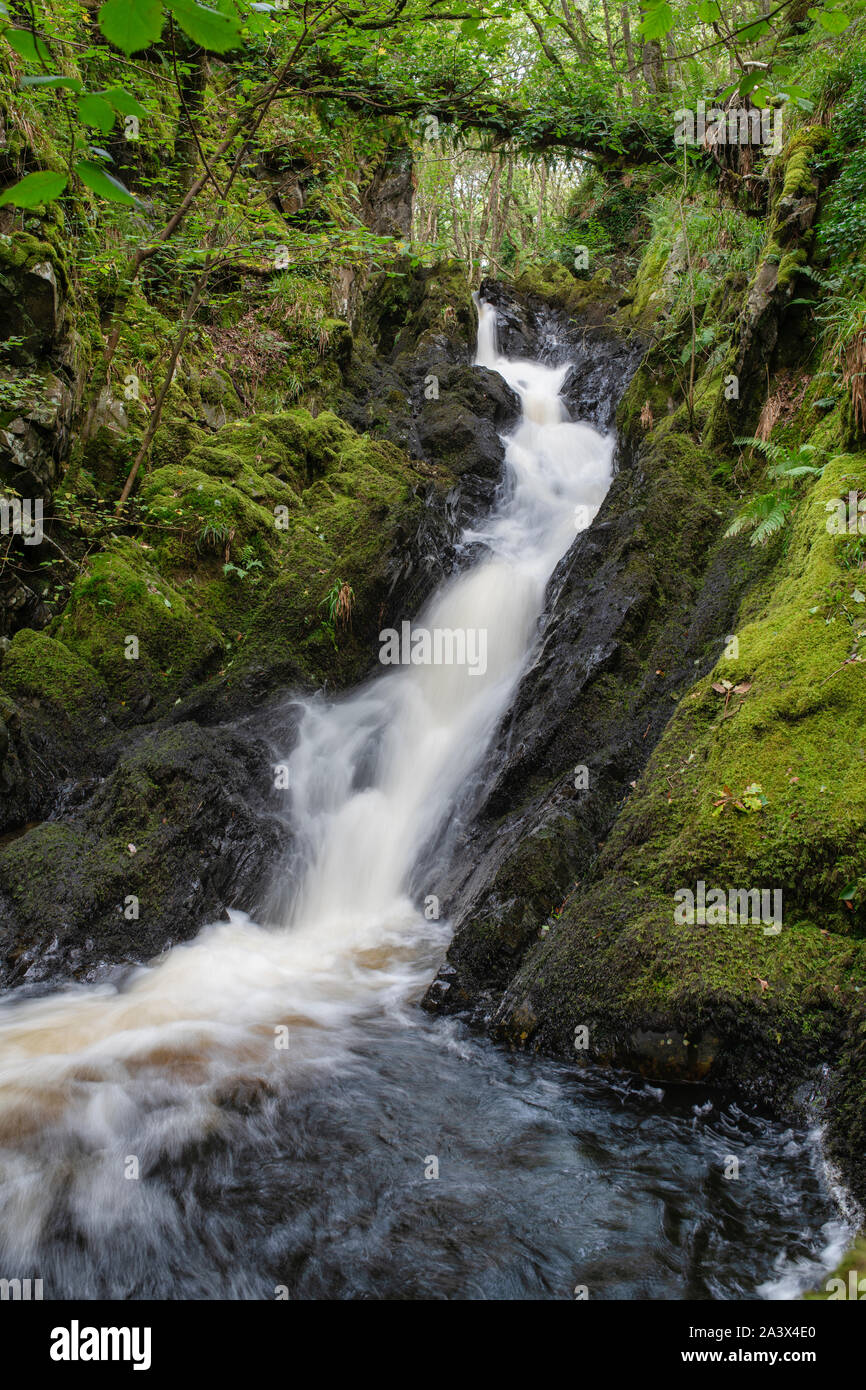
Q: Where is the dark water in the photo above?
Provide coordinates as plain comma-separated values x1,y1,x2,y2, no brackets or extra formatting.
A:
20,1010,848,1301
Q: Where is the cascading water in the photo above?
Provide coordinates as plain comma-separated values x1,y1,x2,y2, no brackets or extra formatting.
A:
0,302,852,1300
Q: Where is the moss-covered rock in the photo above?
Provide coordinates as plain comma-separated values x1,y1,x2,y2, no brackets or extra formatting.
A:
0,229,67,360
55,538,223,712
512,260,621,321
0,720,291,987
438,428,866,1187
133,405,448,689
0,625,106,718
705,127,831,447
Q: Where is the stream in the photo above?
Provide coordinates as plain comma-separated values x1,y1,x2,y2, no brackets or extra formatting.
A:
0,301,852,1300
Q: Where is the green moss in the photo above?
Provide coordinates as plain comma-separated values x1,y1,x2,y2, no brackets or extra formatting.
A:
0,229,68,291
776,247,808,289
514,260,618,316
0,822,83,925
777,126,831,204
243,427,423,684
617,362,675,440
805,1236,866,1300
628,236,672,323
56,538,223,706
606,452,866,928
499,442,866,1087
128,405,432,687
0,628,106,719
365,256,474,357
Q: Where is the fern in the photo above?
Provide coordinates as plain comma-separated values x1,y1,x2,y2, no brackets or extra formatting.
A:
751,502,792,545
726,441,831,547
733,435,786,464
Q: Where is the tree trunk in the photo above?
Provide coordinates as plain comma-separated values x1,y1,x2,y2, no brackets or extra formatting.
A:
621,4,640,108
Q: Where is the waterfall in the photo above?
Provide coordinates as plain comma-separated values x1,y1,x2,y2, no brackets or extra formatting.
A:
276,299,614,939
0,297,615,1252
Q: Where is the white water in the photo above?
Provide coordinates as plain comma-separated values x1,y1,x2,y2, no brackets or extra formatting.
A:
0,301,615,1245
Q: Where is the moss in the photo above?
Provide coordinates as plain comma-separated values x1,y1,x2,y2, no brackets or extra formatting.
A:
629,453,866,916
0,229,69,292
805,1236,866,1300
55,538,223,707
513,260,619,317
242,427,424,685
627,236,673,324
777,126,831,204
141,461,288,560
0,628,106,720
366,255,474,357
496,443,866,1101
0,822,83,927
130,405,433,688
151,417,209,470
617,360,676,438
776,246,808,289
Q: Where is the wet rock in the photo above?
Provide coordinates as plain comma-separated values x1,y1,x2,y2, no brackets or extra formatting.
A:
480,274,643,432
336,259,522,592
422,292,759,1032
0,248,62,357
0,719,295,991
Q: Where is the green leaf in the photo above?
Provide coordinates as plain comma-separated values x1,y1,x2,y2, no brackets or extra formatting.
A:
839,881,859,901
75,159,140,206
737,71,763,95
696,0,721,19
4,27,51,63
0,169,68,207
738,19,771,39
168,0,241,51
808,7,849,33
638,2,675,39
98,86,148,117
77,94,117,134
21,74,83,90
98,0,164,53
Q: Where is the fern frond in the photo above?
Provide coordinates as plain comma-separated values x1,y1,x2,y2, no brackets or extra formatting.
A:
725,512,753,538
750,501,791,546
773,464,823,479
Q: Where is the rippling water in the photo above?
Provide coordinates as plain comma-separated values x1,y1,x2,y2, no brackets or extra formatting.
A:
7,1003,848,1300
